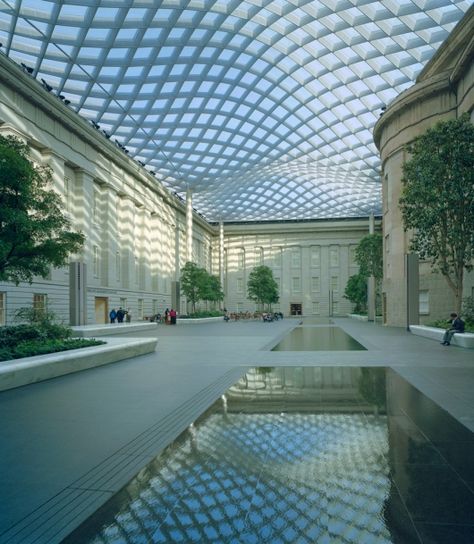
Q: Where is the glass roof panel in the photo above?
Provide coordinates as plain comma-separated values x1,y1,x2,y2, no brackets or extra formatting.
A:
0,0,469,221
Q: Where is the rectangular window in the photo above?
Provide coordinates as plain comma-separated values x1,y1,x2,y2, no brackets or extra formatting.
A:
310,246,320,267
330,276,339,293
419,290,429,315
33,293,47,315
349,245,357,266
0,292,5,326
237,278,244,293
135,255,139,285
93,245,100,278
329,246,339,267
120,297,127,310
332,301,339,314
385,234,391,278
292,277,301,292
273,247,282,268
152,299,158,315
255,247,263,266
138,298,144,319
291,247,301,268
236,302,243,312
64,176,71,212
311,276,320,292
115,251,121,282
312,302,320,315
93,190,100,223
237,250,245,269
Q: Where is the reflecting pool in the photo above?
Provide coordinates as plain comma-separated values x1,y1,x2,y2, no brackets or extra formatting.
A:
272,325,366,351
64,367,474,544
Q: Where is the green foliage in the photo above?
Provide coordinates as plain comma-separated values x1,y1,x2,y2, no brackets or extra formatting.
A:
462,295,474,326
399,114,474,313
200,273,224,305
180,261,224,312
247,265,279,309
180,310,224,318
0,134,85,284
428,319,474,333
14,306,72,340
0,338,105,362
343,273,368,314
355,233,383,280
0,305,98,361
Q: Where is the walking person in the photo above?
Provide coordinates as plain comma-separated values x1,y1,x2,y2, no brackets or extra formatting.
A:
125,308,132,323
170,308,177,325
441,312,465,345
109,308,117,324
116,307,125,323
164,308,170,324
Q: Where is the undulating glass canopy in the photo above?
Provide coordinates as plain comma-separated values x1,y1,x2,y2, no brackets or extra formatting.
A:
0,1,470,221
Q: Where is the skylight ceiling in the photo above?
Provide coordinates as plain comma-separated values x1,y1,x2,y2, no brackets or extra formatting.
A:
0,1,470,222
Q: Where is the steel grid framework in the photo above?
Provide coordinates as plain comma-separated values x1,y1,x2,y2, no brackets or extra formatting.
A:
0,1,470,221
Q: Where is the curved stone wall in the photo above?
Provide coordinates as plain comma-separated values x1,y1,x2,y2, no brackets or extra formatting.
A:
374,7,474,326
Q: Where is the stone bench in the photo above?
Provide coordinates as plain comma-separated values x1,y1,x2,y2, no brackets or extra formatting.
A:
409,325,474,348
0,337,158,392
71,322,158,337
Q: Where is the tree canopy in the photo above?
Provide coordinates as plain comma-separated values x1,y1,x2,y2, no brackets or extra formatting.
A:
355,233,383,280
399,114,474,313
343,272,368,314
180,261,223,313
0,135,85,284
247,265,279,309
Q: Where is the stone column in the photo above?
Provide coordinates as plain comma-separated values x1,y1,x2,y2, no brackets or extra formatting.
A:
367,213,376,322
219,221,225,293
186,188,193,263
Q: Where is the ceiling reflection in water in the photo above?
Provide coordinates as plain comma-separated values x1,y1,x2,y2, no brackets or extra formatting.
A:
65,367,474,544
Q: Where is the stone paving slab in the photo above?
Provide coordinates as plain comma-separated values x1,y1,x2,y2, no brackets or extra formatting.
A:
1,317,473,543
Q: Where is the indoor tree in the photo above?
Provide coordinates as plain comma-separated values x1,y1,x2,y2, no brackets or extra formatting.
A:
344,233,382,314
343,272,368,314
247,265,279,310
180,261,206,313
180,261,224,313
399,114,474,314
0,134,85,284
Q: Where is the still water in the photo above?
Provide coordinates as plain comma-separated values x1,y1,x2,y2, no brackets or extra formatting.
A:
65,367,474,544
272,325,366,351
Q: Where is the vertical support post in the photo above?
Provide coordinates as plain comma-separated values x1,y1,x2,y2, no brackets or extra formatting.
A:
406,253,419,330
367,213,376,322
186,188,193,263
219,221,224,294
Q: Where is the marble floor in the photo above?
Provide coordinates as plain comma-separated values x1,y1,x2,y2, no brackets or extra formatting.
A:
0,317,473,543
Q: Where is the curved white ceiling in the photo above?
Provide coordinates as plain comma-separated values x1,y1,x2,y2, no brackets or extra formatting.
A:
0,0,470,221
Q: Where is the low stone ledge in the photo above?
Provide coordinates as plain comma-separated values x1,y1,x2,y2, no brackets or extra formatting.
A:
71,322,158,337
177,317,224,324
0,337,158,392
348,314,368,321
409,325,474,348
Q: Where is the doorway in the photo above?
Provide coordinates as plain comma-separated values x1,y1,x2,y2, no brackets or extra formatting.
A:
95,297,108,324
290,303,302,316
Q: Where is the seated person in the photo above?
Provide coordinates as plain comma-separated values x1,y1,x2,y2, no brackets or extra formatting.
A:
441,312,465,345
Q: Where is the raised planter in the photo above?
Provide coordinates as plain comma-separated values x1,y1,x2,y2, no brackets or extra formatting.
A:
409,325,474,348
71,322,158,337
0,337,158,392
177,317,224,324
348,314,368,321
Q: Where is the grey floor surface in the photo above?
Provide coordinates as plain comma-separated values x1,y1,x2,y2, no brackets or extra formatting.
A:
0,317,473,543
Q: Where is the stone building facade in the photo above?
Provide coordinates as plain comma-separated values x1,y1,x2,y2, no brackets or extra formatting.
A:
374,8,474,327
0,51,375,325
